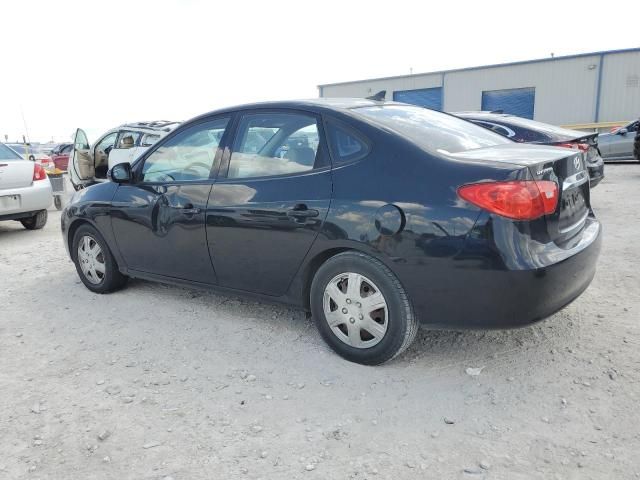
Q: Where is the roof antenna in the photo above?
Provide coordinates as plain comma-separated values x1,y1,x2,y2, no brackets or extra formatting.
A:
366,90,386,102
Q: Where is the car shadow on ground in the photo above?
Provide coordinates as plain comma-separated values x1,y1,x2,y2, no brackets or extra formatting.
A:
107,276,580,372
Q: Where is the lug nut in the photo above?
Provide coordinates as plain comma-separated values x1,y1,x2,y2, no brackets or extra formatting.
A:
349,318,355,324
346,299,351,304
342,308,348,314
359,314,364,320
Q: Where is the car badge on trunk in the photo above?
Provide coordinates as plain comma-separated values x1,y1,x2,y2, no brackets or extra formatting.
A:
573,156,582,171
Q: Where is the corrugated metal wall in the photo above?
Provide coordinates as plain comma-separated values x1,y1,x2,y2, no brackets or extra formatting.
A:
319,50,640,125
598,51,640,122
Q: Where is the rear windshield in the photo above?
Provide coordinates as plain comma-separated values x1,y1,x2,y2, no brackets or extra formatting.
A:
494,116,588,142
356,105,511,154
0,143,23,160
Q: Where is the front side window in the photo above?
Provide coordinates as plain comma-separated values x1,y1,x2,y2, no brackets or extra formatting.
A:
141,117,229,183
94,132,118,154
356,105,511,155
227,112,320,179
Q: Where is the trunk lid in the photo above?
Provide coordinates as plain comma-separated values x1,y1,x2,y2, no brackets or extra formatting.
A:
451,144,590,243
0,160,35,190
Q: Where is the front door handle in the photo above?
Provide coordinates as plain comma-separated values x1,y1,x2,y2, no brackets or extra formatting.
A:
173,203,201,215
180,207,201,215
286,204,319,220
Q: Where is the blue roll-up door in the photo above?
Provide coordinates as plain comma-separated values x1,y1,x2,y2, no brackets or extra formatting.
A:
393,87,443,110
481,87,535,119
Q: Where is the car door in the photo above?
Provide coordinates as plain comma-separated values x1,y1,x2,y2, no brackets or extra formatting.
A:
207,110,332,296
110,116,231,284
69,128,93,187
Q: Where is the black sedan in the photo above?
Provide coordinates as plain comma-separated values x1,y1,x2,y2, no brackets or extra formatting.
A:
455,112,605,187
61,99,601,365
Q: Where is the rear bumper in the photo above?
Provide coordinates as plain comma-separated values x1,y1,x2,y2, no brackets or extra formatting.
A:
0,179,52,219
411,217,601,329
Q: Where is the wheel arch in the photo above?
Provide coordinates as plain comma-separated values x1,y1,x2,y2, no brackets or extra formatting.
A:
67,218,93,260
299,245,397,310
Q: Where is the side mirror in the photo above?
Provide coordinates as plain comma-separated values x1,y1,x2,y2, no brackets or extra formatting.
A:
109,162,132,183
618,128,628,135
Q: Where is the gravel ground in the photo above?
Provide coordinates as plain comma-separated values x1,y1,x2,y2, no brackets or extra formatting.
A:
1,165,639,480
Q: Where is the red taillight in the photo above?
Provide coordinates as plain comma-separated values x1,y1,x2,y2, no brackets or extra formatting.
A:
556,142,589,153
33,163,47,181
458,180,559,220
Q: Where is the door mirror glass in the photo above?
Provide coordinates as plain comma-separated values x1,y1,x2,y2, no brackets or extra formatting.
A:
618,128,628,135
110,162,132,183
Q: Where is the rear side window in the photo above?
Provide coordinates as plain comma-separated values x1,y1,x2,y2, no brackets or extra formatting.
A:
357,105,510,154
227,112,320,179
0,143,23,160
325,121,369,163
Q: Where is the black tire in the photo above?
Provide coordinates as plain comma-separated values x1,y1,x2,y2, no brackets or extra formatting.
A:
20,210,47,230
72,224,127,293
54,196,63,210
310,251,418,365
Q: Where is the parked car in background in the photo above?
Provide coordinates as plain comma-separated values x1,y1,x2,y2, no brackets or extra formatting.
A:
598,119,639,161
455,112,605,187
6,143,56,172
50,143,73,171
69,121,180,190
0,142,52,229
62,99,601,365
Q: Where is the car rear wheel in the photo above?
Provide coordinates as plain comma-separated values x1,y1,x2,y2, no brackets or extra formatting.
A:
310,251,418,365
20,210,47,230
72,224,127,293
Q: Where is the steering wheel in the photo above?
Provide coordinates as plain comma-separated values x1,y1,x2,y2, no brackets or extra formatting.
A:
184,162,211,177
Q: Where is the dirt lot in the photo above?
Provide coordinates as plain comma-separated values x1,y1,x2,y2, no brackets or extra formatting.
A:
1,165,639,480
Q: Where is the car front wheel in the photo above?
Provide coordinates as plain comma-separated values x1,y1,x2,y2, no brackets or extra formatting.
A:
310,251,418,365
72,224,127,293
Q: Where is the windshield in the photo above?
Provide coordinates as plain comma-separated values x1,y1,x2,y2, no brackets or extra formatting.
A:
356,105,511,154
0,143,23,160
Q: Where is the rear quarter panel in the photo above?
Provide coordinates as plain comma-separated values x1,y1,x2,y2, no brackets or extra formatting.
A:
288,117,524,318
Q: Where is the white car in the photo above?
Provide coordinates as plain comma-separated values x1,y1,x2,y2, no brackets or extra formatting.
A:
69,121,180,190
0,143,52,229
6,143,56,171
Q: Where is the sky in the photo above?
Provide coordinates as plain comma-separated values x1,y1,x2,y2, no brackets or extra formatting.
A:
0,0,638,144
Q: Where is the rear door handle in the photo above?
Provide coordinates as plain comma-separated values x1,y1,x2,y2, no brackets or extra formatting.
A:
287,204,319,219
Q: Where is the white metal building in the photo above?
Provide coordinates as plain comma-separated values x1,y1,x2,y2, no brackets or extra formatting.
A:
318,48,640,126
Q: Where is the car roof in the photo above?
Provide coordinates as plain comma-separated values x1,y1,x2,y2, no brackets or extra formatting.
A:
118,120,181,133
180,98,411,128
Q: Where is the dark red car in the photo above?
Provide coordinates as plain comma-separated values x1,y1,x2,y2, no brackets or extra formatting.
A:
50,143,73,171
